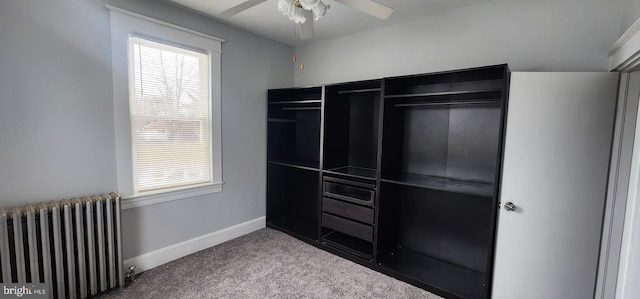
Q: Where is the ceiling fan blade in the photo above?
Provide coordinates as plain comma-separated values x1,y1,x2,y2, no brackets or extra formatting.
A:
219,0,268,18
299,11,315,40
334,0,393,20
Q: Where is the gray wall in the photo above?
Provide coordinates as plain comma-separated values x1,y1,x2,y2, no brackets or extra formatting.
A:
0,0,293,259
620,0,640,35
294,0,621,86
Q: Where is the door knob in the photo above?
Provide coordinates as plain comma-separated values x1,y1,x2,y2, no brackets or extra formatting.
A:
504,202,517,211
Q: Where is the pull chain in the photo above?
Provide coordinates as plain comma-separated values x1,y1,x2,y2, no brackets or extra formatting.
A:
292,24,297,62
294,23,304,70
299,35,304,70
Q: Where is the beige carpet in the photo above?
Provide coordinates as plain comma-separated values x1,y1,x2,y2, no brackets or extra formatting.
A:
98,228,441,299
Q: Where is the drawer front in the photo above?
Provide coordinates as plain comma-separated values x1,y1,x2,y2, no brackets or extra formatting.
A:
323,181,374,206
322,213,373,242
322,197,374,224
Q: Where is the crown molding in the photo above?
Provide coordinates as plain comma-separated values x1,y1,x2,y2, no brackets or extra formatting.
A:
105,4,225,44
609,17,640,72
608,18,640,56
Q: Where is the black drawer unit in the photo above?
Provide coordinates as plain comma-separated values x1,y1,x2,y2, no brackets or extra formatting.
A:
322,213,373,242
323,176,375,206
322,197,374,224
321,174,377,260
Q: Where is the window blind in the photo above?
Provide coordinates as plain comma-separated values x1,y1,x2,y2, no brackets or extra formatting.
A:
129,36,212,193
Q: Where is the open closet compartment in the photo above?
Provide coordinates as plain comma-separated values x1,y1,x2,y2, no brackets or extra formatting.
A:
377,65,509,298
267,163,320,241
320,80,381,261
323,80,381,179
267,87,322,169
380,65,505,192
267,86,323,242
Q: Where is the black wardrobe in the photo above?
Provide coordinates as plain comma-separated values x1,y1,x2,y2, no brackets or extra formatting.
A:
266,64,509,299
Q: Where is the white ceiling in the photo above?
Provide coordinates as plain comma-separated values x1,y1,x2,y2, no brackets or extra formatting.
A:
167,0,492,46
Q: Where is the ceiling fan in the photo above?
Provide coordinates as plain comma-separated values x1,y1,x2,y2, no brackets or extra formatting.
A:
218,0,394,39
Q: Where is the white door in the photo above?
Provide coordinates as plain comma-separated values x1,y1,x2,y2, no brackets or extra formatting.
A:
616,72,640,299
492,72,619,299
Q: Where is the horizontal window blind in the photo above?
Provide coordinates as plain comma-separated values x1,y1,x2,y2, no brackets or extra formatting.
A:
129,36,212,193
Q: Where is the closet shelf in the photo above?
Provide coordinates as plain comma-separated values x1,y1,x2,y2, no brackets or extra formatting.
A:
267,219,317,244
267,160,320,171
267,118,297,123
268,99,321,104
338,88,381,95
379,249,486,299
324,166,378,180
385,89,502,99
322,230,373,260
381,173,494,197
394,100,501,108
281,107,321,111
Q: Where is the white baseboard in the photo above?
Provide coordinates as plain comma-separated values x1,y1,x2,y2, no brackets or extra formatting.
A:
124,216,266,273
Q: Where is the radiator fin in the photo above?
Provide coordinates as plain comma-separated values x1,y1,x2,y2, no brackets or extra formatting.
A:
0,211,10,283
25,206,39,284
12,209,26,283
0,193,122,299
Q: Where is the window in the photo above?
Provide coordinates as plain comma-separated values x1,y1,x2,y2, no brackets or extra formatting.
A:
108,6,224,208
129,37,211,193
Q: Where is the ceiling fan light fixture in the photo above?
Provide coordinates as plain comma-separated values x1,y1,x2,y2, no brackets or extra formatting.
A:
276,0,329,24
310,1,329,21
291,6,307,23
297,0,319,8
276,0,294,16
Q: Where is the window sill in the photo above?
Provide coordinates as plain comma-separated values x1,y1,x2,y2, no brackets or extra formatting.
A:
121,182,224,210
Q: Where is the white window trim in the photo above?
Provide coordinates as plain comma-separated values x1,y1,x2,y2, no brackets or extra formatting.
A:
108,5,224,209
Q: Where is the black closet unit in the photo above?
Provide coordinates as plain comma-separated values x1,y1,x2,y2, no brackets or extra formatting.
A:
321,80,382,261
266,65,509,299
377,65,508,298
266,86,323,242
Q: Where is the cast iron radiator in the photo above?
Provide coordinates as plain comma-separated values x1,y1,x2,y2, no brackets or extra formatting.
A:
0,193,123,298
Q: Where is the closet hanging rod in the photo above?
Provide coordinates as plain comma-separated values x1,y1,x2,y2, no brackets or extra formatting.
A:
269,100,321,105
385,89,502,99
282,107,322,111
338,88,381,95
268,118,297,123
395,100,501,108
